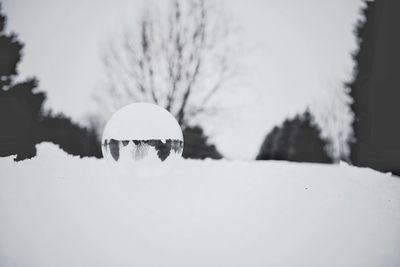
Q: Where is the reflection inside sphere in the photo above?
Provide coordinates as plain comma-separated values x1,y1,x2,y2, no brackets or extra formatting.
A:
102,139,184,162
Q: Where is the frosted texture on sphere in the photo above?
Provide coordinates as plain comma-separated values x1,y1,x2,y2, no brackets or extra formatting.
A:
101,103,184,175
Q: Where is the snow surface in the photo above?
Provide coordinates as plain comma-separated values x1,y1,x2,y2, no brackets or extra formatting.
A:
1,142,400,267
102,103,183,141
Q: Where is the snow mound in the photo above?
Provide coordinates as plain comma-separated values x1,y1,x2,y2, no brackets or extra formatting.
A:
36,142,73,158
1,143,400,267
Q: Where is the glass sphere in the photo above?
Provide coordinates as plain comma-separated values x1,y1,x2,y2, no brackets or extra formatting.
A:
101,103,184,176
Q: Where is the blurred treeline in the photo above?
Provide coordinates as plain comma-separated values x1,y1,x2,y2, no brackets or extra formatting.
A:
0,2,337,163
0,4,221,161
2,0,399,176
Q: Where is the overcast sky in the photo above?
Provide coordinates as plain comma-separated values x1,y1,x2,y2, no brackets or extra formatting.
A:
2,0,365,159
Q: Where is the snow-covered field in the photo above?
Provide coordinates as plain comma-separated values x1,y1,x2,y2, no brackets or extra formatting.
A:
1,143,400,267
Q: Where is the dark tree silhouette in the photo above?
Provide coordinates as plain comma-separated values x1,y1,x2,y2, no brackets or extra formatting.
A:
0,5,101,161
349,0,400,175
256,111,332,163
108,139,120,161
0,5,44,160
182,126,222,159
0,79,44,160
39,112,102,158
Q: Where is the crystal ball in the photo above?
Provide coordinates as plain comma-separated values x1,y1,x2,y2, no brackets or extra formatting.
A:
101,103,184,176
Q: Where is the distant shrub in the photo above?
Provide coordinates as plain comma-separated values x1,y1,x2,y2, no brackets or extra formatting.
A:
39,113,102,158
182,126,222,160
256,111,332,163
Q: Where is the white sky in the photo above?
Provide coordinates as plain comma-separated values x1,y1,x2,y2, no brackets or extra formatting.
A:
2,0,364,159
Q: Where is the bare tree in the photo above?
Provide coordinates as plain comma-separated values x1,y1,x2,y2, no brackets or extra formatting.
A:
94,0,236,128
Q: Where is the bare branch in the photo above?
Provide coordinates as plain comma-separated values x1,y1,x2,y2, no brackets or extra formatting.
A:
94,0,237,128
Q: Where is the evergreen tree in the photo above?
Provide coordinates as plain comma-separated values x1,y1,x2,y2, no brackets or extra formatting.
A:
0,5,101,160
182,126,222,160
0,5,45,160
349,0,400,175
256,111,332,163
39,112,102,158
